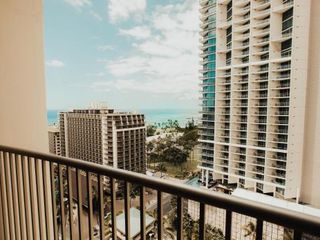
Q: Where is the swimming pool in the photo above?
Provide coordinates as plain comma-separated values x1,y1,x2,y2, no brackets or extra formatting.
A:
185,177,201,188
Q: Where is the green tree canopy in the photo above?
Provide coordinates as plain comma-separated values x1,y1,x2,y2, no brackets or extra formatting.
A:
147,124,157,136
162,146,188,166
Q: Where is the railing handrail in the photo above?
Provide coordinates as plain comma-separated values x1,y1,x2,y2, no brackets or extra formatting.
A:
1,144,320,236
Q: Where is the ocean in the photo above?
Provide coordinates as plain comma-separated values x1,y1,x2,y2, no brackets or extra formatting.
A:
47,109,199,127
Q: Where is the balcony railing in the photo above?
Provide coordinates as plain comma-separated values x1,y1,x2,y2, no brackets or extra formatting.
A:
281,48,292,58
1,145,320,240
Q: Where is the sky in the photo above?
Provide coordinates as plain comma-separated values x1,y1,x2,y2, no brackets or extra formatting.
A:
45,0,200,111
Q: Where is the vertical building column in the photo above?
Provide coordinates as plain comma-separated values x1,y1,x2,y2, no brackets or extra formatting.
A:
201,169,205,183
286,0,312,200
0,0,53,238
300,0,320,208
205,169,209,188
112,121,118,168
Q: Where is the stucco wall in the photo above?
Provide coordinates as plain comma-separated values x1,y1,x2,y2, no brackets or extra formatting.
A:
0,0,48,152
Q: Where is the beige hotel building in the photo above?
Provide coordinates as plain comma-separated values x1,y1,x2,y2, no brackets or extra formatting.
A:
48,125,61,155
59,108,146,174
199,0,320,208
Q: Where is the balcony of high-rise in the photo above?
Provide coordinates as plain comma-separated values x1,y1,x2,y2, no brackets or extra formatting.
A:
2,0,320,239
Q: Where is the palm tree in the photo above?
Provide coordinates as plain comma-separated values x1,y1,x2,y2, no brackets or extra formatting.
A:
157,163,167,177
204,225,224,240
92,185,99,212
283,228,293,240
183,213,195,239
243,221,256,240
180,215,224,240
147,210,175,240
146,141,155,168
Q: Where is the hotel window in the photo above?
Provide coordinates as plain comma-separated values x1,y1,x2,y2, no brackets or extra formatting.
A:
282,8,293,35
226,1,232,21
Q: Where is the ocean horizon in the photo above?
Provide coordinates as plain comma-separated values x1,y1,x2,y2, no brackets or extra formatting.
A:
47,108,199,127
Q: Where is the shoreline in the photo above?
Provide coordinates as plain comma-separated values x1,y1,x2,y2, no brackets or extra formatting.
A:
47,109,199,126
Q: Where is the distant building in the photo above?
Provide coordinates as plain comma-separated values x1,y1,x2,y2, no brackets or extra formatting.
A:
59,107,146,173
48,125,61,155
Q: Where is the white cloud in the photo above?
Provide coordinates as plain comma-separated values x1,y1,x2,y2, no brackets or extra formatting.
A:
152,2,199,32
64,1,101,22
97,0,199,101
108,0,147,23
97,45,114,51
46,60,65,68
64,0,91,8
89,10,103,21
104,53,198,94
86,72,105,77
107,56,150,77
134,40,181,57
119,26,151,40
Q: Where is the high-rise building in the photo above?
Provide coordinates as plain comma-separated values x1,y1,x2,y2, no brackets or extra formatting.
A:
48,125,61,155
59,108,146,174
199,0,320,207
